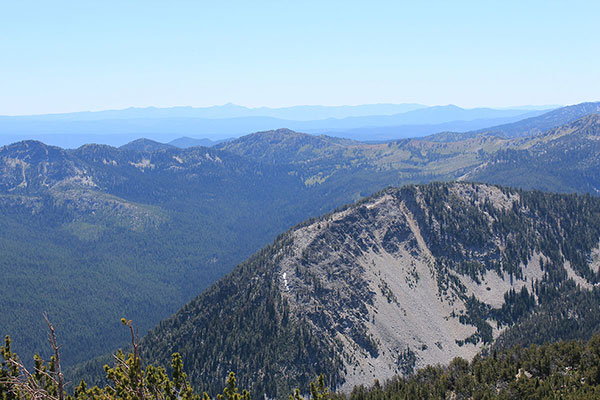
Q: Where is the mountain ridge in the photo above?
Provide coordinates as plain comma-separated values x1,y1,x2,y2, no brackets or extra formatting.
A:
137,182,600,398
463,113,600,193
428,101,600,142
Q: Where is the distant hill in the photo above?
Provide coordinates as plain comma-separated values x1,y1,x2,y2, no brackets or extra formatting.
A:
218,115,600,195
215,128,357,164
119,138,174,152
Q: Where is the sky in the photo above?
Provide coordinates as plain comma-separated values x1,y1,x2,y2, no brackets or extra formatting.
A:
1,0,599,115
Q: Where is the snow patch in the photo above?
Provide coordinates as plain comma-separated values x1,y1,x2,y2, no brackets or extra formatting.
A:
281,272,290,291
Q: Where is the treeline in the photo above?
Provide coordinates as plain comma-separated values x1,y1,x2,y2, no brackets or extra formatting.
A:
4,320,600,400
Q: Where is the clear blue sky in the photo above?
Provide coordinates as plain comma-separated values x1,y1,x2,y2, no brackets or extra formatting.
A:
1,0,599,115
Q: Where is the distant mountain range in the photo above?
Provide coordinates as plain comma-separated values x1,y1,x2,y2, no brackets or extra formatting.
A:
4,103,429,122
0,104,556,147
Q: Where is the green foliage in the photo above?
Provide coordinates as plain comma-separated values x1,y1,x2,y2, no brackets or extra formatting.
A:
6,318,600,400
1,336,19,400
216,373,250,400
0,323,249,400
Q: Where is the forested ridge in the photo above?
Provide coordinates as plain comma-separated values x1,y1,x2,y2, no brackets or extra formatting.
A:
467,114,600,193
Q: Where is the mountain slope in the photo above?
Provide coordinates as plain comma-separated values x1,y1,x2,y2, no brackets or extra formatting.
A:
220,114,600,196
217,128,505,187
4,132,502,367
480,101,600,138
215,128,357,164
429,101,600,141
464,114,600,193
321,113,547,141
140,182,600,398
4,113,600,371
340,333,600,399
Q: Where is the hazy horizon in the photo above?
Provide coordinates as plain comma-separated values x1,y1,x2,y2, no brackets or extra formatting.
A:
0,102,564,118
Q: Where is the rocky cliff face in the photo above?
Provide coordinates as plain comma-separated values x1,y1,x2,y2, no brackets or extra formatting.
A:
277,184,544,390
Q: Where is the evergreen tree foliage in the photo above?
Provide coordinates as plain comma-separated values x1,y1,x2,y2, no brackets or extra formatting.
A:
6,322,600,399
0,321,249,400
